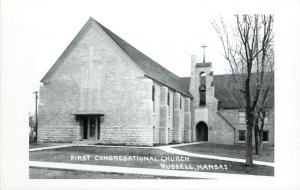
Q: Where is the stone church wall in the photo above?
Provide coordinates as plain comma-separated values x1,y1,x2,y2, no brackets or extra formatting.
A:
167,91,174,143
152,83,161,145
38,25,153,146
212,112,235,144
217,109,274,146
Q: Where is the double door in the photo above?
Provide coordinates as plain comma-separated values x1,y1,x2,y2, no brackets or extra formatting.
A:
83,117,100,140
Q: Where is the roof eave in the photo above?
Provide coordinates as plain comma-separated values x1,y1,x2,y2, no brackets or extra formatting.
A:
145,74,193,98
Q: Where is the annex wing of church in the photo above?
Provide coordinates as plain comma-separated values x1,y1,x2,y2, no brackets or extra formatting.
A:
38,17,274,146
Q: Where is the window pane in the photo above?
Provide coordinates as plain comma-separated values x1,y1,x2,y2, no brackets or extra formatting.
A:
263,131,269,141
83,118,88,139
239,130,246,141
90,118,96,138
167,92,170,106
152,85,155,112
239,111,245,122
97,118,100,140
180,97,182,109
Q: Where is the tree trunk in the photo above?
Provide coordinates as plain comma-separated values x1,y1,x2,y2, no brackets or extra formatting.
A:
246,121,253,165
258,112,266,155
245,107,254,165
258,130,262,154
254,124,260,155
245,76,253,165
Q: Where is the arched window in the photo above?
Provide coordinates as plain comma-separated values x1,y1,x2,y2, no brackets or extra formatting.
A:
199,72,206,106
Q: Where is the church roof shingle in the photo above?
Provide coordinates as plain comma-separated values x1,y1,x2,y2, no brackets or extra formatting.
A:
180,74,274,109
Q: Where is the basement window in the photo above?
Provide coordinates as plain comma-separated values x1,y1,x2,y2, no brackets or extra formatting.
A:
263,131,269,142
238,130,246,142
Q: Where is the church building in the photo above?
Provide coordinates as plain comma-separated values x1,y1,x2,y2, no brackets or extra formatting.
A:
38,17,274,146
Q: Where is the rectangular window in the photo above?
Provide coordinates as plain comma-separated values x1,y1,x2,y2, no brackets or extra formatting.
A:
167,91,170,116
238,111,246,122
263,131,269,141
238,130,246,141
152,85,155,112
180,97,182,109
167,91,170,106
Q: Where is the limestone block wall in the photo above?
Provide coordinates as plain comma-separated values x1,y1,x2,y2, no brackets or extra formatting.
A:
180,97,185,141
184,98,191,142
217,109,274,146
38,24,153,146
212,112,235,144
173,92,182,143
159,86,168,145
167,91,174,143
152,83,161,145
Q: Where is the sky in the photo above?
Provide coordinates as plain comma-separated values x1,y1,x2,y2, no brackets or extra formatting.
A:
1,0,300,113
2,0,245,112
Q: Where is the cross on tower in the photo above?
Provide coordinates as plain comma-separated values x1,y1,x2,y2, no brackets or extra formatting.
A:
201,44,207,63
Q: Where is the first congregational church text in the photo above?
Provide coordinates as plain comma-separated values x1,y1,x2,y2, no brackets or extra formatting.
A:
37,17,274,146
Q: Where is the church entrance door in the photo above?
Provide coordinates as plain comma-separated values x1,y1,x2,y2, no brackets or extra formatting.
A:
195,122,208,141
83,117,100,140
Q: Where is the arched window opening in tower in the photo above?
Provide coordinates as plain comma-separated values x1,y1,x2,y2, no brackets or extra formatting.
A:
199,72,206,106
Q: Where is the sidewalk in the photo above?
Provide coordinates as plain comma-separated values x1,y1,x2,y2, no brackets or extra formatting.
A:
29,161,272,179
158,146,274,167
29,144,74,152
29,142,274,167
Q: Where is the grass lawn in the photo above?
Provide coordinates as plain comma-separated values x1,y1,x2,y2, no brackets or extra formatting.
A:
29,146,273,177
174,143,274,162
29,167,195,179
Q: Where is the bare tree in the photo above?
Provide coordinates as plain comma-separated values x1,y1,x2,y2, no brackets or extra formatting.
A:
212,15,274,165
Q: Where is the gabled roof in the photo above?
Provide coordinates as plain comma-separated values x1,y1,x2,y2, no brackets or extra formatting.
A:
41,17,192,97
94,19,192,97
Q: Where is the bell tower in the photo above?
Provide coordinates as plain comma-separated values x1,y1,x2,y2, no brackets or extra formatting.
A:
189,44,214,108
189,45,218,142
